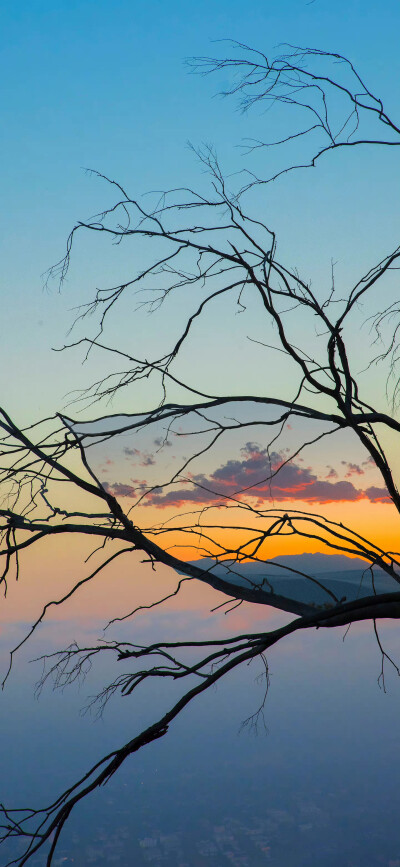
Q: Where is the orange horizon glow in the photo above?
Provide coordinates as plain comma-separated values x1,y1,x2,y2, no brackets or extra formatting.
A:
1,483,399,628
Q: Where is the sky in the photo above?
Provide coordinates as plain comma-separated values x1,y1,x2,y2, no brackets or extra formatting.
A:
0,0,399,602
1,6,400,863
1,0,399,414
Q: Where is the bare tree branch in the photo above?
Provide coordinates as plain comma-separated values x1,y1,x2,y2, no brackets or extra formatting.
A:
1,39,399,865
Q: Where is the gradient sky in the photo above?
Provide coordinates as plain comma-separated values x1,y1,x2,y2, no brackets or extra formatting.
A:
1,0,400,620
2,15,400,867
1,0,400,411
1,14,400,860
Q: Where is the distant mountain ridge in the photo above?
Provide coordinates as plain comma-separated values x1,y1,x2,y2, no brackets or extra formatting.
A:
188,553,398,608
258,552,376,574
191,552,383,575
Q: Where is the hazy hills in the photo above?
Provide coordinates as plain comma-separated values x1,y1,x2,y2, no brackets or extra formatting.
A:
189,553,399,608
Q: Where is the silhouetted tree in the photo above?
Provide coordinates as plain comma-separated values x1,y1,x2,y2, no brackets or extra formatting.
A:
1,43,400,865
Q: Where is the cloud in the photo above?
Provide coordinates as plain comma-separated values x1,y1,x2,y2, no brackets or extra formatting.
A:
154,437,172,448
341,461,364,477
326,467,338,479
123,447,155,466
362,456,375,467
364,486,392,504
103,481,137,498
102,443,391,509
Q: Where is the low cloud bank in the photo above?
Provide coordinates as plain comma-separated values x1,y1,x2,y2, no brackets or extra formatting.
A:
103,443,391,507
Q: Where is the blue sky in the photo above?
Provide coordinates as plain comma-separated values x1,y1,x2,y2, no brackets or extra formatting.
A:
1,0,399,421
